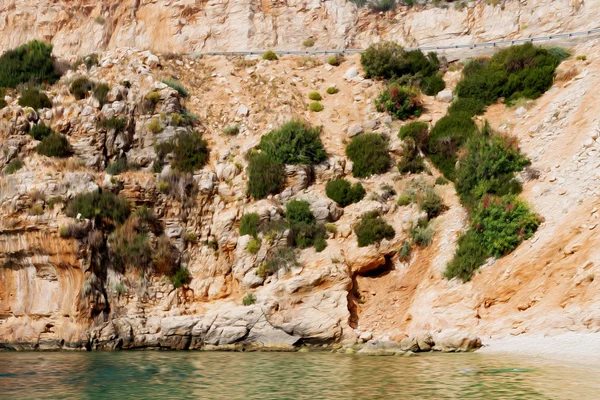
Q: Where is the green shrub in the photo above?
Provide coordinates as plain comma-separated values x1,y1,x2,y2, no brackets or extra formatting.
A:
368,0,397,12
410,220,434,247
444,230,489,282
162,79,189,98
576,55,587,61
29,204,44,216
18,87,52,109
455,124,530,207
76,53,99,70
309,101,323,112
262,50,278,61
314,233,327,252
99,118,126,132
376,84,422,120
0,40,60,88
547,47,570,61
66,190,131,225
354,210,395,247
471,195,540,258
361,41,439,80
455,43,561,105
327,55,343,66
308,91,322,101
243,293,257,305
258,120,326,165
5,158,23,174
0,88,6,109
36,133,71,158
29,123,53,140
448,97,486,117
158,171,199,207
398,240,411,261
247,152,286,199
106,158,128,175
326,86,339,95
286,200,315,225
93,83,110,106
419,188,444,219
435,176,449,185
223,124,240,135
346,133,391,178
398,121,429,151
148,118,162,133
303,38,315,48
325,179,366,207
240,212,260,237
397,193,412,206
257,247,298,278
420,74,446,96
247,237,262,254
70,77,94,100
428,113,478,180
397,138,425,174
171,268,191,288
171,131,209,173
325,223,337,234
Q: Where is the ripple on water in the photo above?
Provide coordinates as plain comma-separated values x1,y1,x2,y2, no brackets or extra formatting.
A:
0,351,599,399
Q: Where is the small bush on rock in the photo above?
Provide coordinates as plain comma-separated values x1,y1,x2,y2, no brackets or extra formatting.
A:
70,77,94,100
397,138,426,174
346,133,391,178
448,97,487,117
258,120,326,165
257,247,298,278
171,131,209,173
93,83,110,106
36,133,71,158
325,179,366,207
5,159,23,174
262,50,278,61
162,79,189,98
246,237,261,254
376,84,422,120
354,210,395,247
106,158,128,175
308,91,322,101
420,74,446,96
326,86,339,95
309,101,323,112
243,293,257,306
247,152,286,199
99,118,126,132
0,40,60,88
171,268,191,288
419,188,444,219
444,230,489,282
29,123,53,140
240,213,260,238
361,42,439,81
18,87,52,109
398,121,429,151
66,190,131,225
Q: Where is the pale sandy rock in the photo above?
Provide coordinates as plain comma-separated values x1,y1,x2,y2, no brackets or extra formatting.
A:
435,89,454,103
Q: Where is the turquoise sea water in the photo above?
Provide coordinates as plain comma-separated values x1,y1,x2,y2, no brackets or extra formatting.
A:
0,351,598,399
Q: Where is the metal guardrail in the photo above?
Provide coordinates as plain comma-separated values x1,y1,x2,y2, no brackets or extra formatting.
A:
189,28,600,56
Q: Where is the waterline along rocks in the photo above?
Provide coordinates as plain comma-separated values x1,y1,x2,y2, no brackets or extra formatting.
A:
2,1,600,353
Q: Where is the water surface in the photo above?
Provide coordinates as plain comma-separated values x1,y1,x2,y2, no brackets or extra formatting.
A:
0,351,598,399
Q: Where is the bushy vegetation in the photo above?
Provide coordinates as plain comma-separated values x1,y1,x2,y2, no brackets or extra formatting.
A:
0,88,6,108
158,171,199,208
354,210,395,247
285,200,327,250
398,121,429,151
327,55,344,66
29,123,53,140
471,195,540,258
257,120,326,165
325,179,366,207
410,218,434,247
243,293,257,306
257,247,298,278
455,43,561,105
93,83,110,106
397,138,425,174
262,50,278,61
66,190,131,225
162,79,189,98
444,230,488,282
148,118,162,133
223,125,240,136
0,40,60,88
419,188,444,219
98,117,126,132
303,38,315,48
455,123,529,208
448,97,486,117
109,217,152,272
368,0,397,12
427,113,478,180
106,158,129,175
246,237,261,254
247,152,286,199
309,101,323,112
326,86,339,95
240,213,260,238
376,84,422,120
345,133,391,178
171,131,209,173
36,133,71,158
18,87,52,109
70,77,94,100
420,74,446,96
5,159,23,174
308,91,322,101
361,42,441,90
171,267,191,288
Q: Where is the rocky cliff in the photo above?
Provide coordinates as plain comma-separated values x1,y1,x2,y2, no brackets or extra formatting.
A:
1,1,600,352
